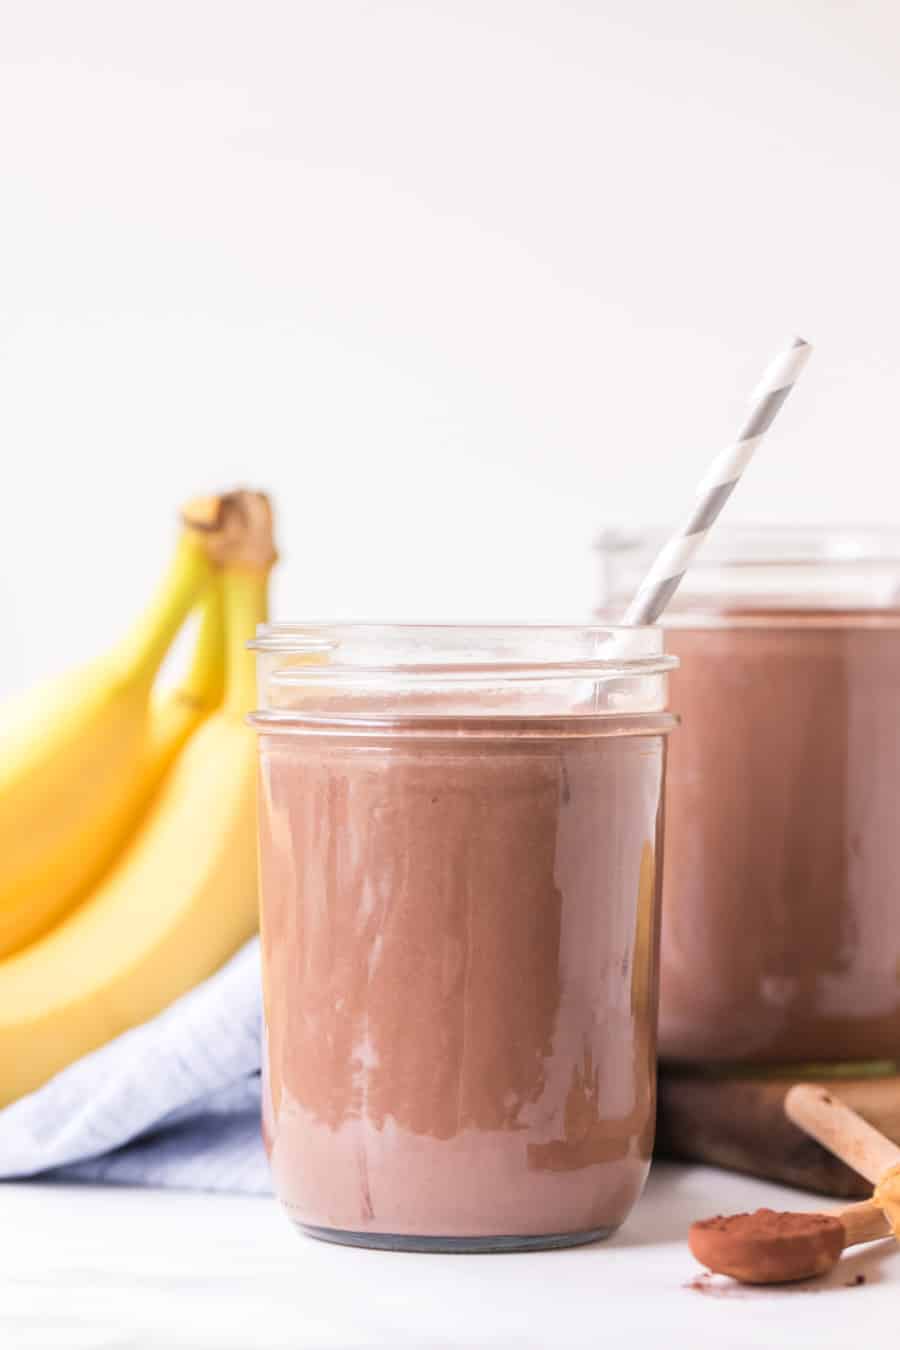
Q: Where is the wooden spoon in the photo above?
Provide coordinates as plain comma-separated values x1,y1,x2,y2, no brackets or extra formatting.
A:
689,1084,900,1285
689,1200,888,1284
784,1084,900,1188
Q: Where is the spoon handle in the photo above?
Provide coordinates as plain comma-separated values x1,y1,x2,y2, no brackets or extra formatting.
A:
837,1200,892,1246
786,1084,900,1185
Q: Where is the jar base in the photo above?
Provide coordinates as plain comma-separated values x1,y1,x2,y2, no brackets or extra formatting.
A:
295,1222,617,1253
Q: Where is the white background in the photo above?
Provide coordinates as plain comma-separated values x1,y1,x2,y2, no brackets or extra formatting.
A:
3,0,900,696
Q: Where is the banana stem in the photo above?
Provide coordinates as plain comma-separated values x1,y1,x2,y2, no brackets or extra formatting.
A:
111,532,213,685
222,567,270,717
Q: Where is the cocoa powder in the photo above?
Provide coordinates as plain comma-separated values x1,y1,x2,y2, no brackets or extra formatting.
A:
690,1208,845,1284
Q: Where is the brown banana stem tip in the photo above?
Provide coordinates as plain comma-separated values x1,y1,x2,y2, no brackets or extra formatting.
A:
181,489,277,570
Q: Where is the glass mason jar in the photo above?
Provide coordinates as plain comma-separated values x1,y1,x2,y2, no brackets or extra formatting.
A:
596,526,900,1074
249,624,676,1251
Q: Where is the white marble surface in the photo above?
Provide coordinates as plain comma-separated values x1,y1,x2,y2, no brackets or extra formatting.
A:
4,1164,898,1348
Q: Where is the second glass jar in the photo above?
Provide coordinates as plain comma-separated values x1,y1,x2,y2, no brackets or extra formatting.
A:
596,525,900,1072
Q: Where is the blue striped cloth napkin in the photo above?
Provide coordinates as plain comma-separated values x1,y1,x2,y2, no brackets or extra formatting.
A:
0,940,271,1193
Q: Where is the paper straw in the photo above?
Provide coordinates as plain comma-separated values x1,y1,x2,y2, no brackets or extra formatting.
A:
624,336,813,626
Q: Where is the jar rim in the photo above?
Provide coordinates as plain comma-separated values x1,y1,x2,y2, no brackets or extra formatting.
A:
248,621,676,680
594,523,900,566
248,709,679,738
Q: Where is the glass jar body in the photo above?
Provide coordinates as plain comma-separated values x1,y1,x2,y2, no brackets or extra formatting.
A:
251,624,675,1249
596,527,900,1071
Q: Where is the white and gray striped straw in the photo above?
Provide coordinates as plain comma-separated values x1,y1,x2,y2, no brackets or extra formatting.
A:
624,336,813,626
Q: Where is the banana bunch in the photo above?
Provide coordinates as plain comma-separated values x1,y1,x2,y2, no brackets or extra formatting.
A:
0,490,276,1107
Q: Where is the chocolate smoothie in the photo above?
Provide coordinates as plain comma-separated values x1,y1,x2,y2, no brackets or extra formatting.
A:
256,713,670,1247
660,613,900,1067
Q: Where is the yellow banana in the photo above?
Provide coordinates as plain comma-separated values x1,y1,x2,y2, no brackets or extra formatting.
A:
0,498,274,1107
0,514,226,958
147,574,225,761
